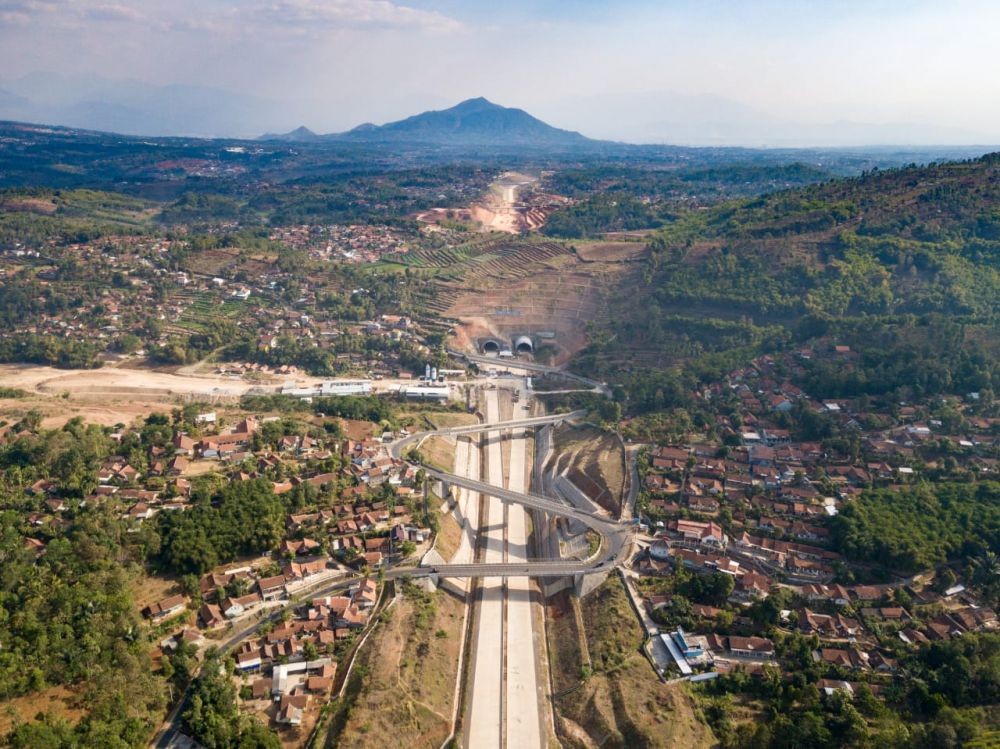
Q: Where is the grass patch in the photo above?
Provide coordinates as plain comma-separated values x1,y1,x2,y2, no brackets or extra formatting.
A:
327,584,464,749
547,577,714,749
553,425,625,515
421,435,457,473
434,507,464,562
424,412,478,429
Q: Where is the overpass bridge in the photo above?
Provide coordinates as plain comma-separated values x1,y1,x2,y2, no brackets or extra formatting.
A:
387,559,616,579
388,410,633,580
447,349,611,395
389,411,587,459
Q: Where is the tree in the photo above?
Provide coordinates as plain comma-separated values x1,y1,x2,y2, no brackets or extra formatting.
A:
399,540,417,558
302,640,319,662
971,551,1000,603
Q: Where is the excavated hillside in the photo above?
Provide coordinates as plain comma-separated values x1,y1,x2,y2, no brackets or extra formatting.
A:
401,237,648,365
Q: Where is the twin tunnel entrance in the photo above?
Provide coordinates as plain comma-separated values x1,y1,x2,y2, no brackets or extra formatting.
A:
481,336,534,355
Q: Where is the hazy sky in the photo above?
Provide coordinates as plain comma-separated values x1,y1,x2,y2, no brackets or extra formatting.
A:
2,0,1000,142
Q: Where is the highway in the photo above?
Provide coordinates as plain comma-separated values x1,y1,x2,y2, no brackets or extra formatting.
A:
152,390,629,748
503,382,543,749
466,388,507,748
390,411,588,454
388,409,633,581
447,349,610,395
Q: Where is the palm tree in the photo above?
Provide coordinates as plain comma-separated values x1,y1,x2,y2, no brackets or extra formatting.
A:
972,550,999,579
971,551,1000,599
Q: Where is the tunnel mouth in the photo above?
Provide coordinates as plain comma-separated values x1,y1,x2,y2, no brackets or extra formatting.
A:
514,336,534,355
481,340,501,354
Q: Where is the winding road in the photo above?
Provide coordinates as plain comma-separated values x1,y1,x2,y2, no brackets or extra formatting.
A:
151,405,632,748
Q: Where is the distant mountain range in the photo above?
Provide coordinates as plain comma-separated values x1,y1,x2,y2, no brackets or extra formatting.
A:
0,72,995,148
261,97,590,147
541,91,995,148
0,73,291,138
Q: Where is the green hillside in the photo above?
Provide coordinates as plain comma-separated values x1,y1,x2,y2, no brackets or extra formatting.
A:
576,154,1000,412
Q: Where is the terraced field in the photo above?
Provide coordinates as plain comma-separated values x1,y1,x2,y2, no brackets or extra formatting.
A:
398,237,636,364
173,292,247,333
180,248,277,280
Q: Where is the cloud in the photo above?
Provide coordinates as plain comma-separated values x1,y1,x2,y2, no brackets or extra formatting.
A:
0,0,142,25
247,0,465,33
0,0,63,24
82,3,143,22
0,0,464,37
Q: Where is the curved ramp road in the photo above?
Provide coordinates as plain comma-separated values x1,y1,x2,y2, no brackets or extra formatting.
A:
389,411,632,579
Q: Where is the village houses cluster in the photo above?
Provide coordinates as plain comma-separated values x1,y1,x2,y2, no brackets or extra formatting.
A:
630,341,999,688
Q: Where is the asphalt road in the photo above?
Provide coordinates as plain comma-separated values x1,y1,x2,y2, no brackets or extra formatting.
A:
151,401,629,748
150,575,360,748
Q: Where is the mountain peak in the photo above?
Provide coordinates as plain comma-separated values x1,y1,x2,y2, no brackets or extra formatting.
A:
259,125,319,142
258,98,592,147
453,96,496,110
338,97,589,147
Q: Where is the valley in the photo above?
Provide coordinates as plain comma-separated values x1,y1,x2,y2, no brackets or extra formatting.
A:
0,100,999,749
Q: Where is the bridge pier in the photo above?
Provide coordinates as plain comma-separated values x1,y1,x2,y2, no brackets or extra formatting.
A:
574,570,610,598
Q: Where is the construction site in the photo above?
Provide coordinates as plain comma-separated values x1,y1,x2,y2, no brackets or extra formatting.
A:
416,172,568,235
403,236,647,367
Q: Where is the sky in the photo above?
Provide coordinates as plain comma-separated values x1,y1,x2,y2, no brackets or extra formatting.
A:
1,0,1000,144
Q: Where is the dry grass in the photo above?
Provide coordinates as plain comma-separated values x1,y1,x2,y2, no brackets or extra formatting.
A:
547,577,714,749
130,573,182,612
424,412,478,429
574,241,649,263
434,506,465,562
0,686,85,735
421,435,457,473
332,588,465,749
553,426,626,515
0,393,168,431
338,418,377,441
182,459,222,477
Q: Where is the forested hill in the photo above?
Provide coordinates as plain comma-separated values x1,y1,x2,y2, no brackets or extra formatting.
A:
668,151,1000,247
577,153,1000,411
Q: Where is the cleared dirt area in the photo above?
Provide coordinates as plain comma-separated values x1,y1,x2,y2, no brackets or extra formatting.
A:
0,393,170,430
446,254,637,366
331,587,465,749
546,578,713,749
573,241,649,263
0,365,257,397
552,425,626,516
